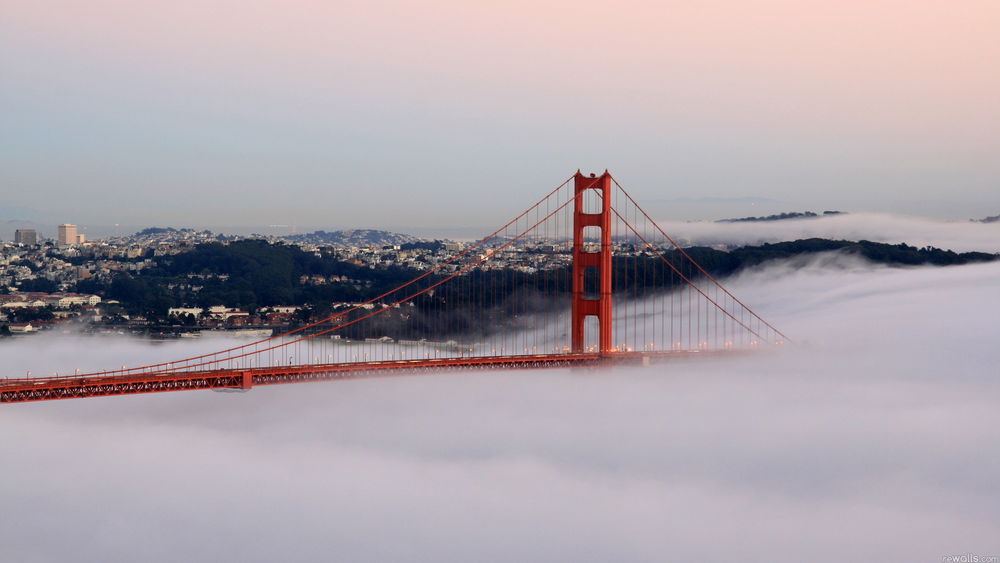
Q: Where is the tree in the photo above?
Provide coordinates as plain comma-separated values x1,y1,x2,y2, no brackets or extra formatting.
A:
18,278,59,293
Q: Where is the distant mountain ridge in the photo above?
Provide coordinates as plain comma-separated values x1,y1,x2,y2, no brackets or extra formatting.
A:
974,214,999,224
718,211,844,223
283,229,422,247
134,227,201,236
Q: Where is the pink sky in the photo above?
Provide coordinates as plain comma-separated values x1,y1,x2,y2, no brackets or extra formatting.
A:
2,0,998,227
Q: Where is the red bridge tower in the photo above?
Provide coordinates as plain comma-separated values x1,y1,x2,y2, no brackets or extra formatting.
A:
571,171,614,354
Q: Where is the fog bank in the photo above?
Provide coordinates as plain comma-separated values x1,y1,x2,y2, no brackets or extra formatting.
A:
2,256,999,561
659,212,1000,253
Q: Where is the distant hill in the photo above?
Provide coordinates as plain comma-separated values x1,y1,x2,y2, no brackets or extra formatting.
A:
974,214,999,224
720,238,997,268
134,227,200,236
73,237,998,325
283,229,422,247
718,211,844,223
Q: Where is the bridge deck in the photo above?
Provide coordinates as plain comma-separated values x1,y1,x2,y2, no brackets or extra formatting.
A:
1,350,735,404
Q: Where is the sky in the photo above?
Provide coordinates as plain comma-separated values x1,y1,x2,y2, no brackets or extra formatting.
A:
2,0,999,233
3,255,1000,561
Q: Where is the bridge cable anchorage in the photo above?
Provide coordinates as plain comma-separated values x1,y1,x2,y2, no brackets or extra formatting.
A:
2,170,789,403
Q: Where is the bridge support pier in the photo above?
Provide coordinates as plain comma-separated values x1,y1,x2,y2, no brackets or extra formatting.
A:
571,171,614,355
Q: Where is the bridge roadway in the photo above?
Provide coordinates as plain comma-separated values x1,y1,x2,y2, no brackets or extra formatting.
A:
0,350,739,404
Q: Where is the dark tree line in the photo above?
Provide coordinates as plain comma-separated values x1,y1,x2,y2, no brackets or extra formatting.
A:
72,238,997,325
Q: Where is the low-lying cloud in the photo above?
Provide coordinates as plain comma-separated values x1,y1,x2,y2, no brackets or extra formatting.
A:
658,212,1000,253
2,256,1000,562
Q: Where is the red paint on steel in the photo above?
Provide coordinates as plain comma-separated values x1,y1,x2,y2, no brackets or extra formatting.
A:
571,171,614,354
0,351,746,404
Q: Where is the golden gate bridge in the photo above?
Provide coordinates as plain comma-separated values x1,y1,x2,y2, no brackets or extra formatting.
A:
1,172,789,404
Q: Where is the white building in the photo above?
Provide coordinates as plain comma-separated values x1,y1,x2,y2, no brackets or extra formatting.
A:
168,307,204,317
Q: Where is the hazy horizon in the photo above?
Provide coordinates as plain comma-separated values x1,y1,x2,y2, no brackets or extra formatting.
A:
3,1,999,228
4,211,999,257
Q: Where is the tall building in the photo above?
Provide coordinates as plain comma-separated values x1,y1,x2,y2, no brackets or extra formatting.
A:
14,229,38,246
58,224,78,245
